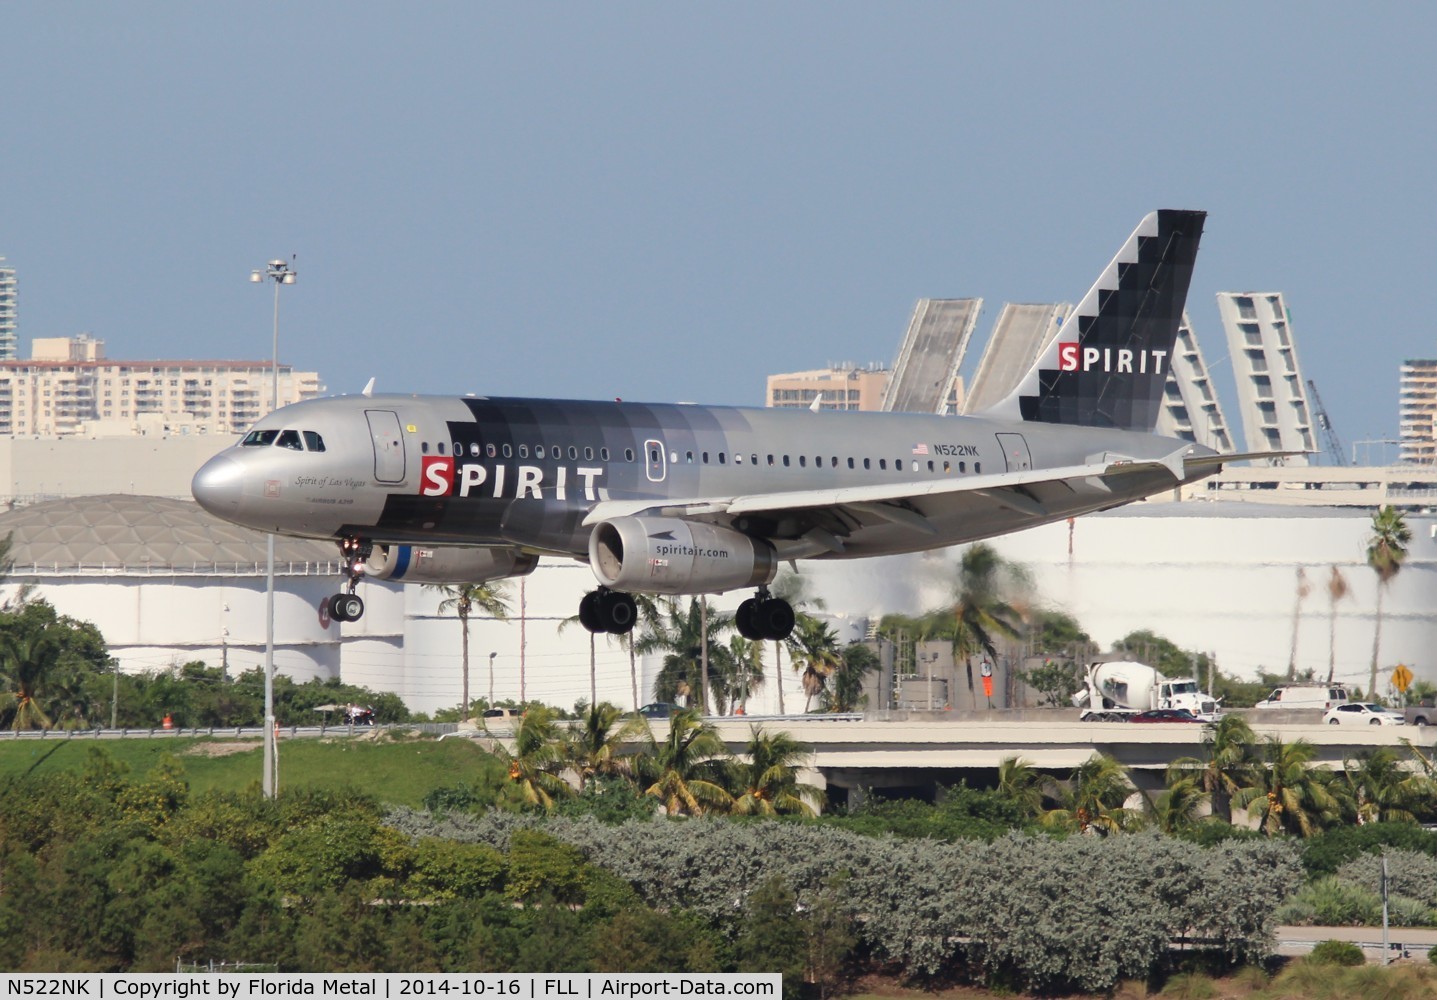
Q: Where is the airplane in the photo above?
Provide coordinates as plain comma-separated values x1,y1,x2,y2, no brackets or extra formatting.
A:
193,209,1253,641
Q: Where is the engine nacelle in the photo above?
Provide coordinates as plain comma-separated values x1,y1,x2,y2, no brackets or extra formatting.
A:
589,516,776,595
363,544,539,584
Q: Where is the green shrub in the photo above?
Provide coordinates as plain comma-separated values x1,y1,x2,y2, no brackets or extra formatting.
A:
1309,939,1365,966
1296,876,1383,926
1429,944,1437,965
1302,823,1437,878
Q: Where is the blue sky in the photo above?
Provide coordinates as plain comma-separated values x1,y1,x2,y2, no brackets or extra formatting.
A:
3,5,1432,449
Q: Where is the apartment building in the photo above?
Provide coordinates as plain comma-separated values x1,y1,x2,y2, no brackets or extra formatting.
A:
0,335,323,437
766,366,891,411
0,259,15,360
1400,359,1437,465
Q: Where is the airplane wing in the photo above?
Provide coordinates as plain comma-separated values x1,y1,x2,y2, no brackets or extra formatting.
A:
581,445,1284,556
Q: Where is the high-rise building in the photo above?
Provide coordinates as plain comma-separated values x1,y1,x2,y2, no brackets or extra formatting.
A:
0,335,324,437
0,259,16,360
765,366,890,411
1217,291,1316,464
1400,359,1437,465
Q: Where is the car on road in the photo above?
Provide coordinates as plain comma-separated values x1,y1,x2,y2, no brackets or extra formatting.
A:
1323,703,1406,726
1130,709,1203,723
637,702,680,718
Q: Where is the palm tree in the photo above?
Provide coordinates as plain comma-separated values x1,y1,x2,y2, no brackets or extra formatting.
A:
0,632,60,731
634,709,733,816
950,544,1026,703
1151,776,1211,835
1342,746,1427,825
637,598,736,714
1040,753,1142,835
494,704,572,809
566,702,644,791
771,572,824,715
726,635,765,713
1168,714,1260,823
1288,567,1310,681
427,581,512,722
1231,736,1341,837
729,727,823,816
996,755,1047,821
1326,566,1349,683
787,616,843,712
1366,505,1411,699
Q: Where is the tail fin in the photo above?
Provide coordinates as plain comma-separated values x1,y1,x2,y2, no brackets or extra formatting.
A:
981,209,1205,431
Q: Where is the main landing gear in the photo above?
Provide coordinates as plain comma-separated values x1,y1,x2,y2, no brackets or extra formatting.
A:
578,588,638,635
735,589,795,641
327,536,370,623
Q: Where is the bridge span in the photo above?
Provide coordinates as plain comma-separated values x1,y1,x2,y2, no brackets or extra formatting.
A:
694,711,1436,800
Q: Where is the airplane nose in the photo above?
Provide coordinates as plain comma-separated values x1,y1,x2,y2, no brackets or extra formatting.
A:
192,454,244,516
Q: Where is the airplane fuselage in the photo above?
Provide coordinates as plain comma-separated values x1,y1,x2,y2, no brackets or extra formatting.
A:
194,392,1208,560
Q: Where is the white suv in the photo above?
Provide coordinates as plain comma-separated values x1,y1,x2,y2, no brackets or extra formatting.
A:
1323,703,1406,726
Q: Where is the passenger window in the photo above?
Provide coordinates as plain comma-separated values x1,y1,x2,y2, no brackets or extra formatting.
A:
502,444,512,459
783,456,790,467
535,445,545,459
421,441,430,455
487,443,497,458
718,453,726,465
303,431,325,452
927,461,934,472
958,462,966,473
767,455,775,466
974,462,982,473
686,451,694,463
454,441,464,456
735,453,744,464
568,446,578,460
243,429,279,447
584,447,594,460
649,448,659,463
625,448,634,462
469,443,479,457
879,459,886,470
751,454,758,466
863,458,871,470
831,457,838,468
519,444,529,458
799,456,807,468
276,429,303,451
847,457,854,469
437,442,446,456
602,448,611,461
702,451,710,464
943,461,950,473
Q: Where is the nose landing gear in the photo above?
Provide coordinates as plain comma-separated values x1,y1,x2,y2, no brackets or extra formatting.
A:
578,588,638,635
328,537,371,623
735,588,795,641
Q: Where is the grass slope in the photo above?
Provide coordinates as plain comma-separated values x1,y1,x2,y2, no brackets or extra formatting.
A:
0,734,505,807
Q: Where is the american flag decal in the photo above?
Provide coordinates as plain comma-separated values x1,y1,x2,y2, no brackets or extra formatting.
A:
911,443,929,456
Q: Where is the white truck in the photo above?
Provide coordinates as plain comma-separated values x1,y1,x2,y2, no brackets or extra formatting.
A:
1072,660,1221,722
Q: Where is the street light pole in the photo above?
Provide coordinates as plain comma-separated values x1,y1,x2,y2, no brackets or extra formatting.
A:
250,258,296,797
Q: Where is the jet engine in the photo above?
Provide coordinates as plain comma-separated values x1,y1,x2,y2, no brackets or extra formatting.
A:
363,544,539,584
588,516,776,594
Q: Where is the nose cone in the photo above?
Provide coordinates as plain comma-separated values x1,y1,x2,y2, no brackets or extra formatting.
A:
192,454,244,517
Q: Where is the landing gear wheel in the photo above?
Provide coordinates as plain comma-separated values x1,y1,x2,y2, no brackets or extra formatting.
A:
578,591,604,634
329,593,364,623
600,591,637,635
735,598,761,640
756,598,795,640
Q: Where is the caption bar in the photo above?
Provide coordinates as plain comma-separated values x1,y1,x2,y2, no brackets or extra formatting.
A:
0,976,780,999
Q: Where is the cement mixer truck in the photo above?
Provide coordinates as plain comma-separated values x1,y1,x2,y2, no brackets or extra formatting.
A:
1072,660,1221,722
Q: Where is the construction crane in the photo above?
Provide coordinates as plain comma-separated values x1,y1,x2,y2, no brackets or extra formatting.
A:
1307,379,1348,466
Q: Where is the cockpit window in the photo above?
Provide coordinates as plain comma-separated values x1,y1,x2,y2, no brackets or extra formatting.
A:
303,431,326,453
242,429,280,447
276,430,304,451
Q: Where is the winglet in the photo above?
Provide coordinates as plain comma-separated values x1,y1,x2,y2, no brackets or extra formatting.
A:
361,377,376,397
